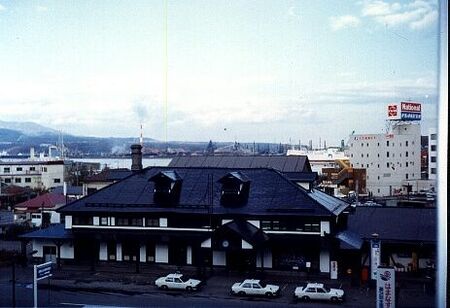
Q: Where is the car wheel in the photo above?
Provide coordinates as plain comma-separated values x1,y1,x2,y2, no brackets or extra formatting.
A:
160,285,168,290
331,296,338,303
186,286,193,292
302,296,310,301
265,292,273,298
238,291,246,296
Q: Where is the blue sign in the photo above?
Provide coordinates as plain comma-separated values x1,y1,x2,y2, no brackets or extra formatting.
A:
36,262,52,280
401,112,421,120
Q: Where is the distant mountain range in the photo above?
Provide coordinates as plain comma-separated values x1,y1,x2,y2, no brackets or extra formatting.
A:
0,120,59,136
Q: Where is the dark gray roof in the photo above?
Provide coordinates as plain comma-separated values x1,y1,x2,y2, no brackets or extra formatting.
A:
19,224,73,240
336,230,364,250
0,210,14,225
51,185,83,196
220,220,269,246
307,189,349,215
347,207,436,243
284,172,318,182
84,168,132,182
59,167,346,217
169,156,312,172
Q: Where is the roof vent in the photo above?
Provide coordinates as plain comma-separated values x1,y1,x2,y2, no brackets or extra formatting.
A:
218,171,251,207
149,171,182,205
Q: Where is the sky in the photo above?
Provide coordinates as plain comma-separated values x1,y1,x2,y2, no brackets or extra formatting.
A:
0,0,442,145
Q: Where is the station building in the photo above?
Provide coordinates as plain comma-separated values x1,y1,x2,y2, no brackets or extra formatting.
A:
22,146,350,273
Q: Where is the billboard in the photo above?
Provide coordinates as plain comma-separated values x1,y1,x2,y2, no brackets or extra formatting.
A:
377,267,396,308
387,102,421,121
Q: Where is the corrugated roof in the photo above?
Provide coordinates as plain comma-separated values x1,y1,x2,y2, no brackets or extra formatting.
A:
169,156,312,172
59,167,344,217
347,207,436,243
307,189,349,215
19,223,72,239
14,193,67,209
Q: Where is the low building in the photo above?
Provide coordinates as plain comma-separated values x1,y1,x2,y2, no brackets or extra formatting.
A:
82,168,132,196
0,160,66,190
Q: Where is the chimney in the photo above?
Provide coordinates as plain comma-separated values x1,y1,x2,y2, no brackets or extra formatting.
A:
30,147,35,160
130,144,143,172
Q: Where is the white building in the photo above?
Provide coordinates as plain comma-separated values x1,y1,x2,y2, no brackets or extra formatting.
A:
0,160,66,190
287,147,349,174
347,122,421,197
428,128,437,180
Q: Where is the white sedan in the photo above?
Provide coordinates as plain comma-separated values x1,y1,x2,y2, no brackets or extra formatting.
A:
294,282,345,302
230,279,280,297
155,273,202,291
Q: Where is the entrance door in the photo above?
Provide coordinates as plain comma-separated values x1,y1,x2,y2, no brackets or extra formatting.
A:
43,246,57,263
227,250,254,272
169,244,186,265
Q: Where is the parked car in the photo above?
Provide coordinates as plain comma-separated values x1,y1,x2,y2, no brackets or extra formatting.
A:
294,282,345,302
154,273,202,291
230,279,280,297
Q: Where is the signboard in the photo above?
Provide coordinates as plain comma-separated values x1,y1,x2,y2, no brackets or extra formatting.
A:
377,267,396,308
371,239,381,280
36,261,53,280
330,261,338,279
387,102,421,121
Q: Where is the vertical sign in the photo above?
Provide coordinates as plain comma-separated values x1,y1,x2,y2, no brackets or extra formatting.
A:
377,267,396,308
330,261,338,279
371,239,381,280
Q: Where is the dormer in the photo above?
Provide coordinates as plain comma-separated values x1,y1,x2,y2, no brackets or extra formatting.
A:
218,171,251,206
149,171,182,205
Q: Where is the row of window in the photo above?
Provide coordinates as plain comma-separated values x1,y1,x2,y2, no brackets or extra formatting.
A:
351,140,414,148
260,220,320,232
353,161,416,168
351,151,414,158
1,177,60,184
1,166,43,173
371,173,415,180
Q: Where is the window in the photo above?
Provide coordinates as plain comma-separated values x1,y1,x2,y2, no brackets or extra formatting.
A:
252,284,261,289
405,141,409,146
73,216,93,225
377,153,380,157
272,221,280,230
261,220,271,230
361,143,364,147
406,173,409,179
100,217,108,225
16,167,23,171
366,143,369,147
146,218,159,227
304,223,320,232
366,164,369,168
242,283,251,288
3,167,10,173
131,218,143,226
15,178,21,183
431,157,436,163
30,167,36,171
377,164,380,168
386,151,389,158
431,168,437,174
431,145,436,151
387,162,389,168
387,141,390,147
361,154,364,158
366,153,369,157
4,178,11,183
430,134,437,140
42,167,47,172
54,178,61,183
116,218,129,226
377,143,380,146
406,151,409,157
377,176,380,180
351,154,353,157
25,178,31,183
406,162,409,167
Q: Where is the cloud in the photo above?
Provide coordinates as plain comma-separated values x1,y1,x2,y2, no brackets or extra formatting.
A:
360,0,438,30
36,5,48,12
0,4,6,11
330,15,361,31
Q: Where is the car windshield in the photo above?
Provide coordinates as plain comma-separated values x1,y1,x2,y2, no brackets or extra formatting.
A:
323,286,331,292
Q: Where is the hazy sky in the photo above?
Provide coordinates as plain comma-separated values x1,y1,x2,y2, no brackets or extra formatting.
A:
0,0,441,144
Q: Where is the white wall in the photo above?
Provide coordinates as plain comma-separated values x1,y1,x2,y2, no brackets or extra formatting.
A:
65,215,72,229
320,251,330,273
155,244,168,263
116,243,122,261
186,246,192,265
320,221,330,236
31,239,74,259
99,242,107,261
247,220,260,228
140,244,146,263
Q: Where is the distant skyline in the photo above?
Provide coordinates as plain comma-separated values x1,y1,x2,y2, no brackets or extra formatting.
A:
0,0,441,145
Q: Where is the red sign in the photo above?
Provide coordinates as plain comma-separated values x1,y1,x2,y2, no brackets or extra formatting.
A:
401,102,421,113
388,105,398,117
